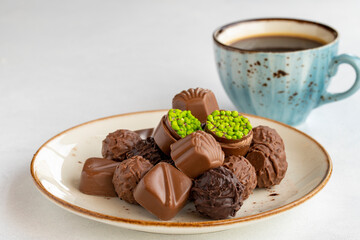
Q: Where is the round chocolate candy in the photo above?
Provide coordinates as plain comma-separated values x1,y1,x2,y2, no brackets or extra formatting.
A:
205,110,253,157
191,166,244,220
125,137,172,165
153,109,202,155
223,155,257,200
102,129,142,161
246,125,287,188
112,156,153,204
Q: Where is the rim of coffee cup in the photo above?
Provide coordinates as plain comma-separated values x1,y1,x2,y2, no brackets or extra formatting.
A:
213,18,339,53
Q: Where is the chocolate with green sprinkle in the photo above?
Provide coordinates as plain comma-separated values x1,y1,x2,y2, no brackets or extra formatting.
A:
206,110,252,140
167,109,202,138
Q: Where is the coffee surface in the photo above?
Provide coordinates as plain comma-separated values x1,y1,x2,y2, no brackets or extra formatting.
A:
229,35,324,52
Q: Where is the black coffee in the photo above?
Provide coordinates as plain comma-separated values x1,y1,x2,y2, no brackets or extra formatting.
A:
229,35,325,52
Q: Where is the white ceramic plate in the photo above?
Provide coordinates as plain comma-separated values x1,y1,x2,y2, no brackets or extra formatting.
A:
31,110,332,234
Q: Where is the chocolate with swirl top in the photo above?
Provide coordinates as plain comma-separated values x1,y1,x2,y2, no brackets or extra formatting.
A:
246,125,287,188
191,166,244,220
172,88,219,123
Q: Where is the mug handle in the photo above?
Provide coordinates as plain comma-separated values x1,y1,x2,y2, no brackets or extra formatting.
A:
317,54,360,107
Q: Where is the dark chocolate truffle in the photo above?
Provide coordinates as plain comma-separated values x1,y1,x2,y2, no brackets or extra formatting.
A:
246,126,287,188
112,156,153,204
102,129,142,161
191,166,244,220
223,155,257,200
126,137,171,165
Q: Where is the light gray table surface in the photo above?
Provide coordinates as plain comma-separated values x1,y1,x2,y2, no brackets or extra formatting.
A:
1,0,360,239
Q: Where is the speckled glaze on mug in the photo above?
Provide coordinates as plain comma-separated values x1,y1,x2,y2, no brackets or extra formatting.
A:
214,18,360,125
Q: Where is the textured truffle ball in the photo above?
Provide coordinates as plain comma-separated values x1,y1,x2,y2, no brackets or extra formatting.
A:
125,137,172,165
223,155,257,200
191,166,244,220
102,129,142,161
112,156,153,204
246,125,287,188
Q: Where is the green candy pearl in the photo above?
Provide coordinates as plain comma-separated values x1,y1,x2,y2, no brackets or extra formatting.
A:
172,124,180,131
212,110,220,116
225,134,232,139
237,133,243,139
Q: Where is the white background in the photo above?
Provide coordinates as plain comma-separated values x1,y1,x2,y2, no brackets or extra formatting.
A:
1,0,360,239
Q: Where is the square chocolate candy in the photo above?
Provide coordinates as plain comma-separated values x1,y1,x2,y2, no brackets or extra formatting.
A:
133,162,192,220
170,131,224,179
79,157,119,197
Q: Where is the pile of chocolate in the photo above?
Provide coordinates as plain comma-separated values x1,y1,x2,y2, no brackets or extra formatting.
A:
79,88,288,221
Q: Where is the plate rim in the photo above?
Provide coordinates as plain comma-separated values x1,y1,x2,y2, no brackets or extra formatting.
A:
30,109,332,228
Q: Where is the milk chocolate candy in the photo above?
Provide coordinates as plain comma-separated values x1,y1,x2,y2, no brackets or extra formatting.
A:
246,126,287,188
112,156,153,204
205,111,253,157
79,158,119,197
170,131,224,179
133,162,192,221
223,155,257,200
172,88,219,123
102,129,142,161
152,115,179,155
206,128,253,157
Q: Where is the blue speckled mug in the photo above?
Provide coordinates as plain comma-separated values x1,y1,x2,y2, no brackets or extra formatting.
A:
213,18,360,125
